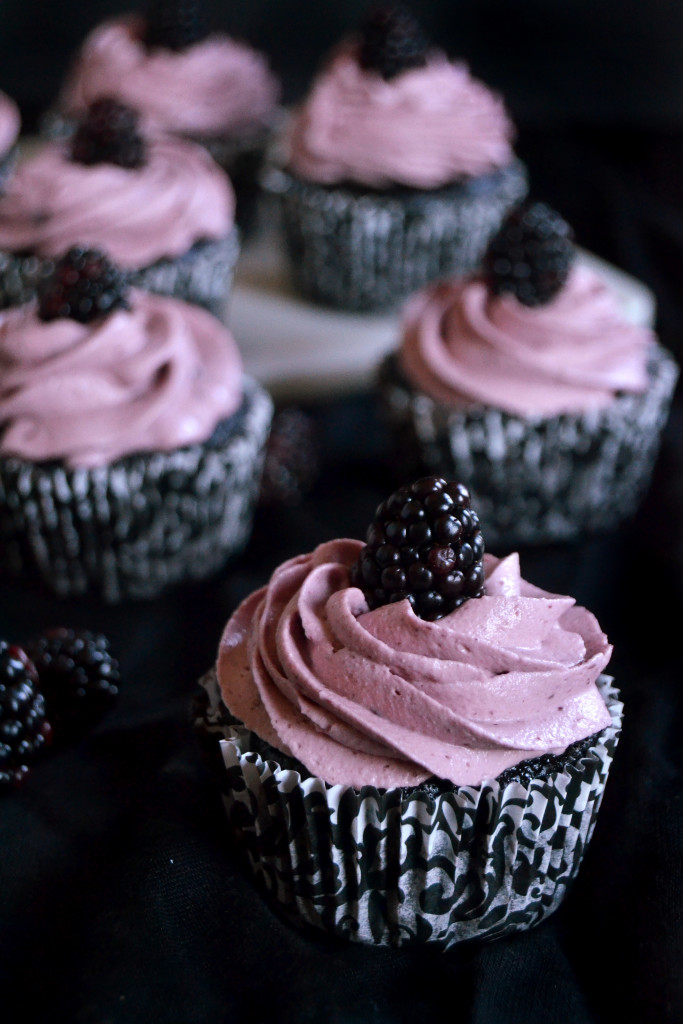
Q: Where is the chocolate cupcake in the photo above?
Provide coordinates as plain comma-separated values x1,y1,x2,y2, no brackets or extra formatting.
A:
377,200,679,547
0,249,272,602
265,4,527,311
195,476,622,947
43,0,281,233
0,98,239,319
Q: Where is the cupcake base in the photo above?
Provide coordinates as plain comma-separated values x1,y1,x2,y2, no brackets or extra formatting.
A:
377,345,679,548
195,670,622,949
0,376,273,602
0,229,240,320
265,160,528,312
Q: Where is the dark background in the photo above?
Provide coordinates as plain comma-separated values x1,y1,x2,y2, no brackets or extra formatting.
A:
1,4,682,1024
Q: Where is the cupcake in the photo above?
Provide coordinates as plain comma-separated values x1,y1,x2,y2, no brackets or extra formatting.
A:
195,475,622,948
0,91,20,194
377,200,680,548
46,0,281,230
0,247,273,602
0,98,239,319
266,4,527,312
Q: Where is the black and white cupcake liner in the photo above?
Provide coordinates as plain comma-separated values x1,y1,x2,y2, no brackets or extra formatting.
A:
377,345,679,547
263,160,528,312
195,670,622,949
0,376,273,602
0,229,240,320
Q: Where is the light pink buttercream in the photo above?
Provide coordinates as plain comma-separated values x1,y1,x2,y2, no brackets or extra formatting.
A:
0,290,243,468
0,136,234,268
399,264,652,416
59,16,280,137
0,91,20,158
217,540,613,788
286,43,515,189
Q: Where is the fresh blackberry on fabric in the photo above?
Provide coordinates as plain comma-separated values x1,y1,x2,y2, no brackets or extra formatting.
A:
351,476,485,620
358,4,430,81
144,0,210,52
37,247,130,324
71,97,146,169
25,628,120,744
483,199,575,307
258,407,321,507
0,641,51,792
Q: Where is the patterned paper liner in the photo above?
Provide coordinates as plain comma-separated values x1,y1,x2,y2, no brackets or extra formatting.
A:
263,159,528,312
196,669,622,949
376,344,679,547
0,229,240,320
0,376,273,602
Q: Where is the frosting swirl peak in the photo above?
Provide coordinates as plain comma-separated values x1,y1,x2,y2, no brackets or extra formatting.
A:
218,540,613,788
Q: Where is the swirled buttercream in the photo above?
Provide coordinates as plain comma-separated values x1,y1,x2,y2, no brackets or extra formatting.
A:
0,91,19,157
286,44,515,189
217,539,613,788
0,290,243,468
59,16,280,137
399,264,652,416
0,136,234,268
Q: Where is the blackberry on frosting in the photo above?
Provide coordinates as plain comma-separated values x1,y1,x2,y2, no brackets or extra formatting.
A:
358,4,430,81
37,247,130,324
143,0,210,52
483,199,575,307
71,97,146,169
351,475,485,620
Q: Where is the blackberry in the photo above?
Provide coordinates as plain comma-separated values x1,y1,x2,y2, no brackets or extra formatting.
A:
37,247,130,325
71,97,146,169
483,199,575,307
351,476,485,621
0,642,51,792
25,628,120,744
358,4,429,81
258,407,321,507
144,0,210,52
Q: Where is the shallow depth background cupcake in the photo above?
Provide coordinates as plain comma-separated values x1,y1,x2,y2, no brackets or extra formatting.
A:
45,0,281,232
0,247,273,602
0,98,239,319
377,200,679,548
0,91,20,194
266,3,527,312
195,475,623,948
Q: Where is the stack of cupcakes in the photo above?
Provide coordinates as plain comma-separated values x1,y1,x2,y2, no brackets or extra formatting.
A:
267,4,528,311
377,199,679,547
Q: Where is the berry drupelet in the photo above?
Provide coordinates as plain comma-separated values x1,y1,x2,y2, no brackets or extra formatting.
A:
0,642,51,792
25,628,120,745
483,199,575,307
351,476,485,621
144,0,210,52
71,97,146,169
37,247,130,325
358,4,430,81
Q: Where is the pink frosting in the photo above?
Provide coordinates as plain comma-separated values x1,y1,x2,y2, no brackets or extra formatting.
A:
399,264,652,416
286,43,515,189
0,135,234,268
0,290,243,468
217,539,613,788
59,16,280,137
0,91,20,157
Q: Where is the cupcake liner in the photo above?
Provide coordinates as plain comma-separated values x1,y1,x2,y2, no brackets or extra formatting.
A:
0,229,240,320
196,670,622,948
377,345,679,547
264,160,528,312
0,376,273,602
